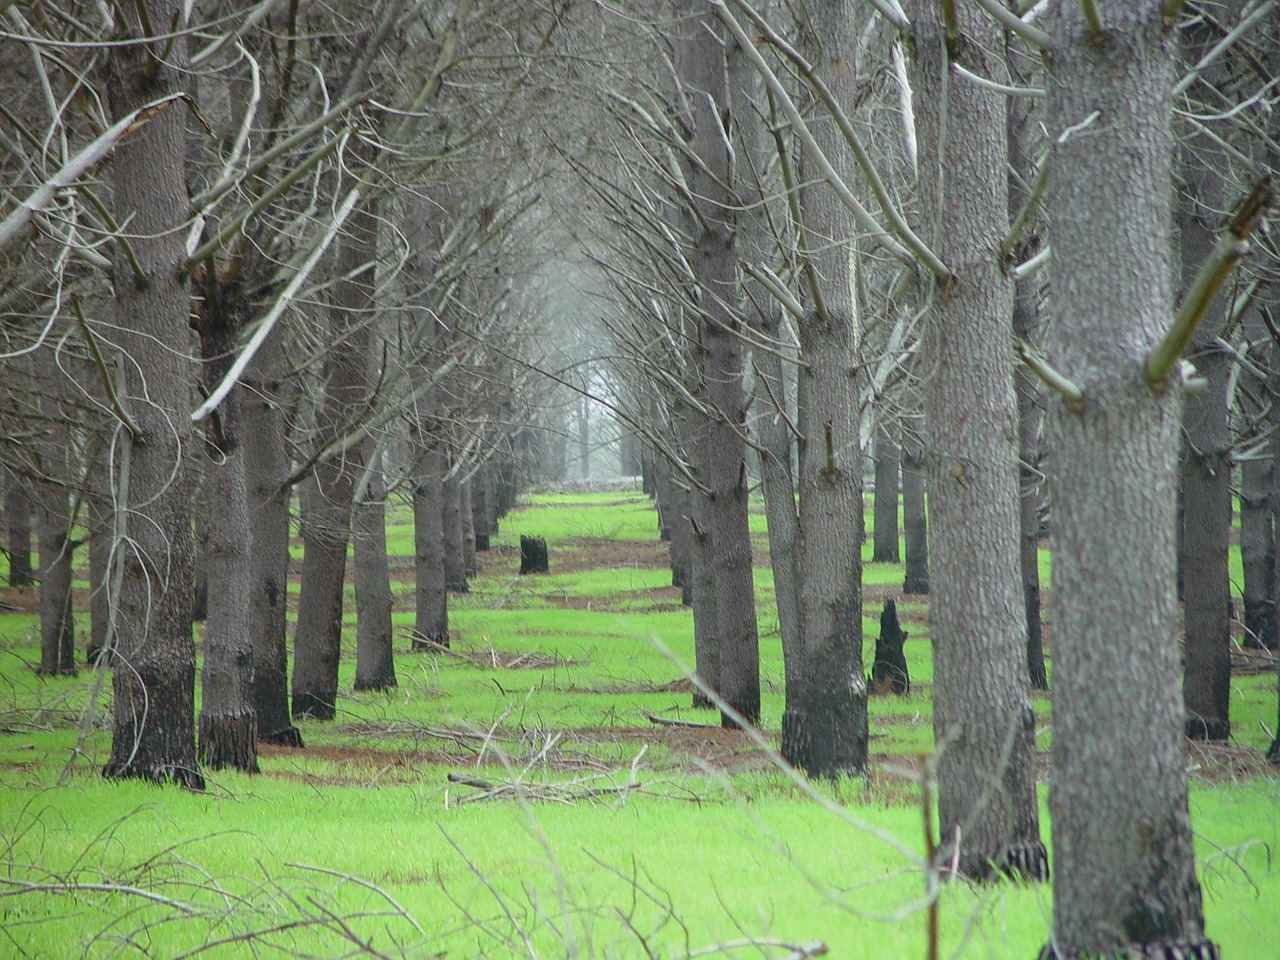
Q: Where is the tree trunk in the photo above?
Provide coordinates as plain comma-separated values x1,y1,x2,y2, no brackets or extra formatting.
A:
727,35,800,707
242,325,302,746
471,468,492,552
1177,32,1233,739
901,436,929,594
674,6,759,726
353,438,396,692
778,1,869,777
461,477,477,576
36,492,76,676
872,427,900,563
1008,41,1048,691
1240,453,1275,649
87,492,112,664
102,0,202,788
4,472,33,587
1042,4,1214,955
413,447,449,648
907,0,1044,878
443,466,469,592
291,171,379,721
195,273,259,773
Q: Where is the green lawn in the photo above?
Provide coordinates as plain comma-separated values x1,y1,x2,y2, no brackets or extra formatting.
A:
0,489,1276,958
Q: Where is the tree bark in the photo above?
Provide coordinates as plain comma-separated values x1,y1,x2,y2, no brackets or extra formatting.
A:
195,271,259,772
872,427,900,563
471,468,492,552
1008,41,1048,691
36,490,76,676
901,435,929,594
353,437,396,691
413,446,449,648
291,160,379,721
87,492,112,664
461,476,477,576
242,325,302,746
778,1,869,776
907,0,1044,878
443,465,469,592
674,5,759,726
1177,30,1233,739
102,0,202,788
4,472,33,587
1042,4,1214,955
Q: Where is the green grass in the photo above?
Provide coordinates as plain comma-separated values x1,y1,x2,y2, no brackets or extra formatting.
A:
0,488,1277,958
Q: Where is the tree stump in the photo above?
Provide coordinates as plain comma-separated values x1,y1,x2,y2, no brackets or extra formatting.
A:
869,597,909,694
519,535,549,575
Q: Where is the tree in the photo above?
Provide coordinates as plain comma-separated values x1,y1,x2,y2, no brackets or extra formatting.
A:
100,0,202,788
905,0,1045,879
672,3,760,726
1039,2,1223,954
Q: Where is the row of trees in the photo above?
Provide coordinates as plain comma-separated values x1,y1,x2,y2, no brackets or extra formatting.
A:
2,2,1277,958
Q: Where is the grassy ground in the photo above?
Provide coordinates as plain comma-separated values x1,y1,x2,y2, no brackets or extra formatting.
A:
0,489,1276,959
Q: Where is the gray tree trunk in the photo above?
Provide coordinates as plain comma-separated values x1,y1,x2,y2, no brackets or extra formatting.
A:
727,35,800,706
1240,452,1275,649
674,5,759,725
901,434,929,594
1008,45,1048,691
413,446,449,648
36,491,76,676
353,436,396,691
1042,4,1214,955
242,325,302,746
461,477,477,576
291,168,379,720
872,427,901,563
1177,31,1233,739
443,465,469,592
907,0,1044,878
35,362,76,677
4,472,33,587
778,1,868,776
102,0,202,788
471,468,492,552
87,492,112,664
195,272,259,772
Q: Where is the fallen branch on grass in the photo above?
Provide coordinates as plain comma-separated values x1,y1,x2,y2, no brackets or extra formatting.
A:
644,713,719,729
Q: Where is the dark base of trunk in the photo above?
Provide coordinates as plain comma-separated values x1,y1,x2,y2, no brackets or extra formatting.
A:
721,699,761,729
8,568,34,587
519,536,549,574
903,576,929,595
671,563,684,589
446,579,470,593
872,546,900,563
1185,715,1230,741
780,706,868,778
353,674,397,692
691,691,716,710
412,631,449,650
870,598,909,695
86,643,106,665
1267,734,1279,764
36,666,78,677
681,577,693,606
199,711,260,772
944,839,1049,883
102,760,205,790
292,692,335,721
1242,600,1277,649
475,534,490,552
1038,937,1218,960
259,725,304,747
